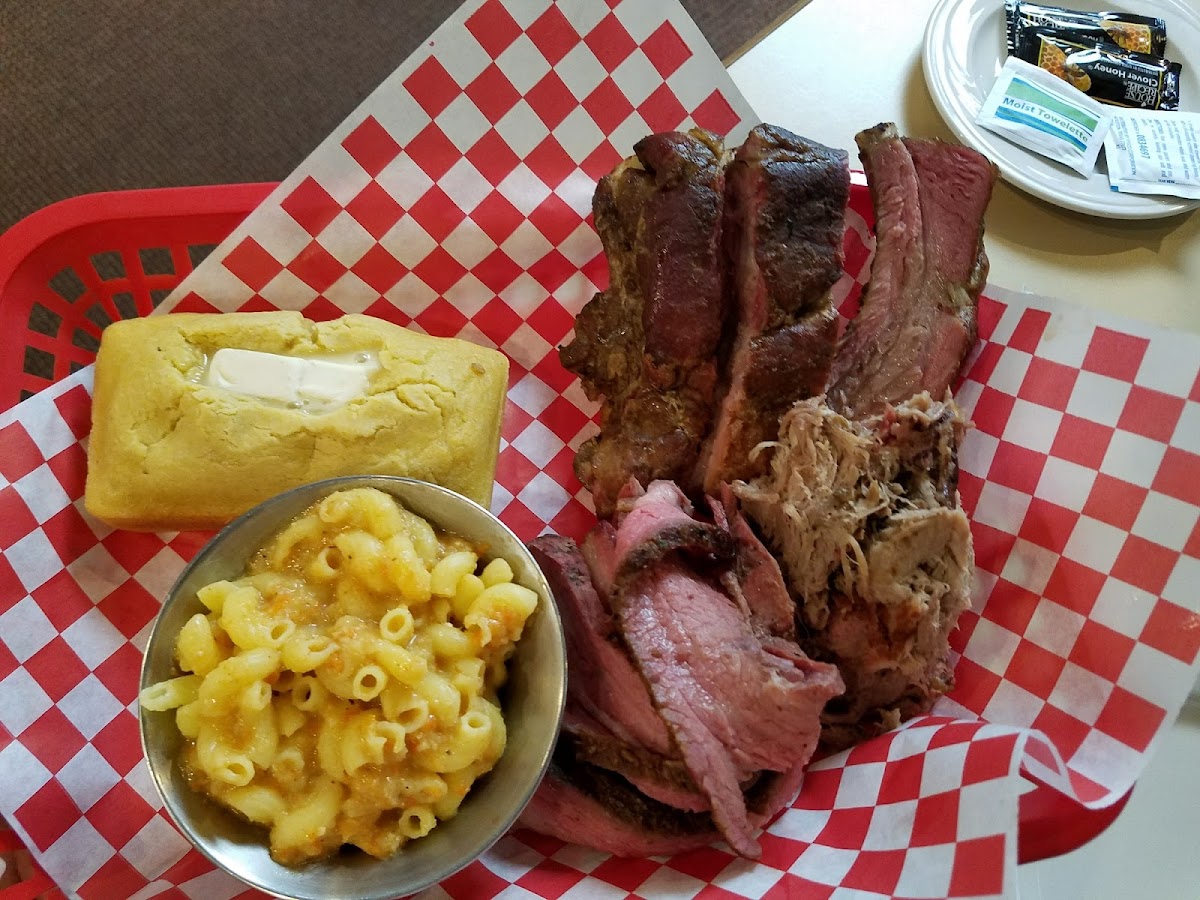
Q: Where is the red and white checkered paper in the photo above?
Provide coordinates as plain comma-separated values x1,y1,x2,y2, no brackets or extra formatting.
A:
1,0,1198,897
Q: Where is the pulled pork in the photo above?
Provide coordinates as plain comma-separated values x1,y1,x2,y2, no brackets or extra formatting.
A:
736,393,973,748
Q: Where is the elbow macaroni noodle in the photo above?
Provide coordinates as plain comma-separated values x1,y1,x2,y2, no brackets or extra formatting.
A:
140,487,538,865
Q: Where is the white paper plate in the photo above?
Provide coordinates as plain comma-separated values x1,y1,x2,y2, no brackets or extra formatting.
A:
923,0,1200,219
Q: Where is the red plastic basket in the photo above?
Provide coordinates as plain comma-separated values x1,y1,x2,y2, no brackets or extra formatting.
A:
0,819,62,900
0,184,1132,894
0,182,275,410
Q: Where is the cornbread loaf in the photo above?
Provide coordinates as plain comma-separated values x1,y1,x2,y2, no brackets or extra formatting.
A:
84,312,508,531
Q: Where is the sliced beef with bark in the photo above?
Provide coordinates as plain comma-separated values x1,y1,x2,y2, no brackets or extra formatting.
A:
611,479,734,579
736,394,973,749
712,485,795,642
520,742,832,857
530,533,715,813
609,482,844,859
529,481,843,858
528,534,672,757
562,130,729,517
827,123,996,419
616,563,843,857
562,707,709,812
520,754,721,858
698,125,848,493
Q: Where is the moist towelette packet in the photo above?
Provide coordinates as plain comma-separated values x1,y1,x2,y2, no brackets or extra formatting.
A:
977,56,1112,174
1105,110,1200,199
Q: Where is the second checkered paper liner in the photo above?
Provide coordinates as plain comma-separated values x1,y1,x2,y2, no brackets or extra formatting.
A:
1,0,1198,897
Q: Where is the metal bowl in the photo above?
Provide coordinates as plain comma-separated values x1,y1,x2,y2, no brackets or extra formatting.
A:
139,476,567,900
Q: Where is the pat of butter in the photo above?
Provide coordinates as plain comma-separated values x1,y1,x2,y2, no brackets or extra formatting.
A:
202,348,378,413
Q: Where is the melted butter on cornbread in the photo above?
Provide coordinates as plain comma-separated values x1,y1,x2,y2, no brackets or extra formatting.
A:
193,348,381,415
84,312,508,531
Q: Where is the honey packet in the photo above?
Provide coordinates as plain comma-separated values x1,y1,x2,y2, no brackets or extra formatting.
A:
1005,1,1167,57
977,56,1112,175
1013,28,1182,111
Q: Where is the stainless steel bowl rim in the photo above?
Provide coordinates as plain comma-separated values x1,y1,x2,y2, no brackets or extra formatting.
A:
139,475,567,900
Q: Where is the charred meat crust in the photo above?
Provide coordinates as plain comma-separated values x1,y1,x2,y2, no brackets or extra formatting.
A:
697,125,849,492
827,123,996,419
561,130,729,517
546,754,718,839
740,309,839,406
730,124,850,327
560,723,700,797
614,521,734,586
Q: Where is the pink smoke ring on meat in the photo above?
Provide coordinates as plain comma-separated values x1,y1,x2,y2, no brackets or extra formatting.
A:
525,481,843,860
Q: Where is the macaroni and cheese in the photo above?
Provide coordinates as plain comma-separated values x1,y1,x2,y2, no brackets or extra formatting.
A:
140,487,538,865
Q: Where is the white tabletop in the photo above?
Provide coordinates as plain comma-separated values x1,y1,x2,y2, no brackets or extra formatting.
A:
730,2,1200,896
729,0,1200,335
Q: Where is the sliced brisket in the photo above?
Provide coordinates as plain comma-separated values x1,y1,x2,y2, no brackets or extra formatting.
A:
562,130,729,517
561,706,709,812
611,479,734,583
714,485,795,642
530,481,843,859
610,482,844,859
531,534,715,812
827,123,996,419
520,753,721,858
521,747,823,857
528,535,672,757
698,125,848,493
